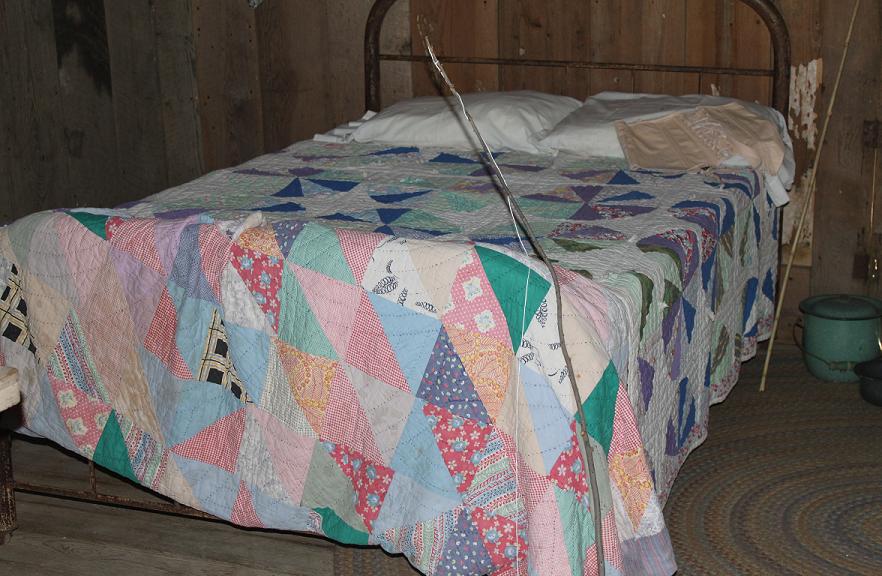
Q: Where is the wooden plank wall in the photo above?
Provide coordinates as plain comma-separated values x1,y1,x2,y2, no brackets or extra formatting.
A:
1,0,70,222
408,0,775,101
0,0,205,222
0,0,408,219
812,0,882,297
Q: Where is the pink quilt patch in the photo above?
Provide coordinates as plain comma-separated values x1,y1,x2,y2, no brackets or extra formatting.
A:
230,243,283,331
471,506,528,570
327,442,394,530
442,251,510,347
423,403,492,494
548,422,588,502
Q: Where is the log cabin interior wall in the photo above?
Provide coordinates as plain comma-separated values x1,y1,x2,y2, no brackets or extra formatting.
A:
1,0,880,334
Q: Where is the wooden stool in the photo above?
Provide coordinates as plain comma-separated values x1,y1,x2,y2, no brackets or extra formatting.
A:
0,366,20,544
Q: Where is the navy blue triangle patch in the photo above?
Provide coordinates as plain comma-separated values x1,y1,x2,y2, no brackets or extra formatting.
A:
273,178,303,197
430,152,480,164
307,178,358,192
608,170,640,185
272,221,304,258
417,327,489,424
683,298,696,341
377,208,409,223
260,202,305,213
371,146,419,156
762,269,775,301
370,190,431,204
321,212,367,222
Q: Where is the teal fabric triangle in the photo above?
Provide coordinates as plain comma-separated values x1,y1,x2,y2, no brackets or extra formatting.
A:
474,245,550,350
93,410,138,483
581,361,619,455
313,507,370,545
69,212,109,239
555,485,595,574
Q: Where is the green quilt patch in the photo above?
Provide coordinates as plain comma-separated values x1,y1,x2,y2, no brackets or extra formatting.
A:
93,410,138,483
287,223,354,285
68,211,109,240
581,361,619,455
277,265,338,360
475,245,550,351
313,507,370,546
555,485,595,575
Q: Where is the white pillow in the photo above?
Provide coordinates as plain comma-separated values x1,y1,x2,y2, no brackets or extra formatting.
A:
352,91,580,154
539,91,792,163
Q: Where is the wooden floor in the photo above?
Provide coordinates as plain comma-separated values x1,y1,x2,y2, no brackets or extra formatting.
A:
0,437,418,575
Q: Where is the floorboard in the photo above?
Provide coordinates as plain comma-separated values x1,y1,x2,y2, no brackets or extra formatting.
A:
3,438,337,575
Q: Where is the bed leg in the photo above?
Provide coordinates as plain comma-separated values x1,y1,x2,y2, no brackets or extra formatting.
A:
0,428,15,544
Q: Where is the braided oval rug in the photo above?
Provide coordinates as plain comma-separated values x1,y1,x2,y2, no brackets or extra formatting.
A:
665,344,882,575
334,344,882,575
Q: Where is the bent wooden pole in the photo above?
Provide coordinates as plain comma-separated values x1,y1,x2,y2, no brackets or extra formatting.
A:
760,0,862,391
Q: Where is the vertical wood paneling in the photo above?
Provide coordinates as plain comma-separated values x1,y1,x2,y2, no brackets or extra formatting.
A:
811,0,882,295
634,0,693,95
728,1,771,102
498,0,590,98
104,1,169,204
379,0,414,107
771,1,821,279
52,0,120,210
154,1,204,187
409,0,499,97
252,0,405,147
255,0,329,152
0,2,19,223
686,0,721,94
1,0,69,219
326,0,372,122
588,1,643,94
193,0,264,171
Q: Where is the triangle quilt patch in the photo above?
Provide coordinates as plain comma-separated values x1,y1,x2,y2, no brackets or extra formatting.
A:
345,291,410,393
231,481,264,528
417,327,489,424
171,408,246,473
336,228,385,284
275,339,337,436
320,367,385,464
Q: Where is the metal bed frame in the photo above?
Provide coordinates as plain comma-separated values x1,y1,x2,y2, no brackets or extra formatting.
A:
0,0,790,548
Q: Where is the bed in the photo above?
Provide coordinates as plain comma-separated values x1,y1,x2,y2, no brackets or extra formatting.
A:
0,2,791,575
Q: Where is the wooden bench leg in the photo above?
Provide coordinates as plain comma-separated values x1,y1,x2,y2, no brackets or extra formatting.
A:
0,428,16,544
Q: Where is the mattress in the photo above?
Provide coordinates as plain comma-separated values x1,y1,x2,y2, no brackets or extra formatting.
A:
0,140,777,576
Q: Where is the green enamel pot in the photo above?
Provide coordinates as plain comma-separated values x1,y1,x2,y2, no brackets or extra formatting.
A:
796,294,882,382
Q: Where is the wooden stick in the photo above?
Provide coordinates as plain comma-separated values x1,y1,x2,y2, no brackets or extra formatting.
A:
760,0,862,391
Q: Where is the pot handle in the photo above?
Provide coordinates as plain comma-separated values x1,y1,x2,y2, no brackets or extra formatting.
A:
793,317,858,372
792,318,804,352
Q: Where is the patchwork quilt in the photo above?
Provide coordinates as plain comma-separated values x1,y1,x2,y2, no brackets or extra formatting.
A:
0,141,776,576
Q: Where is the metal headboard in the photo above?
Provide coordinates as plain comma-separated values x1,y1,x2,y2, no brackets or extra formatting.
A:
364,0,791,115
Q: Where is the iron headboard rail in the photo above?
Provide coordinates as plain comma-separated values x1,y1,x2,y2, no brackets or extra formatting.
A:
365,0,791,114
